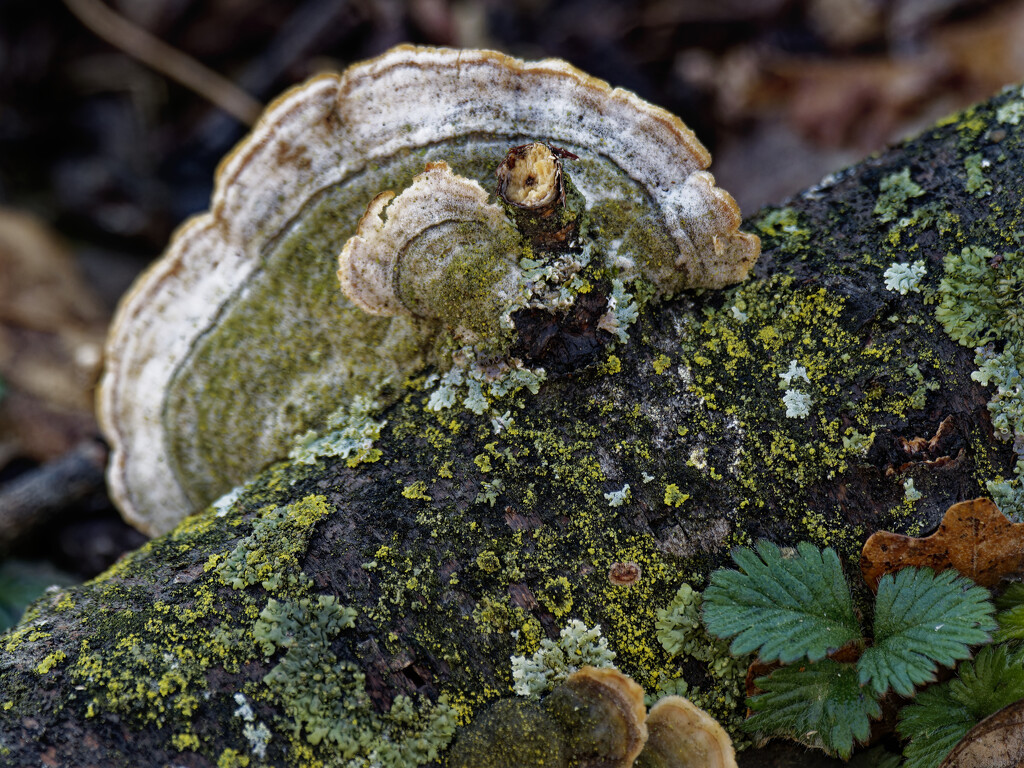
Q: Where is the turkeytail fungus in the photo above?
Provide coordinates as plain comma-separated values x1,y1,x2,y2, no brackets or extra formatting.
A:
98,44,758,535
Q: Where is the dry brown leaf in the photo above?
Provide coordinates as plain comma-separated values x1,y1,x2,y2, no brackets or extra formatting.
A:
934,0,1024,100
860,498,1024,592
940,698,1024,768
0,208,108,464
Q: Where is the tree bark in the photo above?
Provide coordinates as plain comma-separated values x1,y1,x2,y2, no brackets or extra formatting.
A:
1,86,1022,768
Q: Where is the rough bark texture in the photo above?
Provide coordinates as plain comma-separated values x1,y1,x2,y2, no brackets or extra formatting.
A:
1,85,1022,768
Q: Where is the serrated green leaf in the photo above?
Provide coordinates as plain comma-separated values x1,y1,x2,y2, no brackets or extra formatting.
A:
857,568,995,697
847,745,902,768
995,604,1024,641
995,582,1024,611
899,644,1024,768
702,541,861,664
898,683,972,768
744,659,881,759
950,643,1024,714
995,583,1024,641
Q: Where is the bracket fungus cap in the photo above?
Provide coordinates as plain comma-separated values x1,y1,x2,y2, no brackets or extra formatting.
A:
634,695,738,768
546,665,649,766
99,44,759,535
337,160,523,343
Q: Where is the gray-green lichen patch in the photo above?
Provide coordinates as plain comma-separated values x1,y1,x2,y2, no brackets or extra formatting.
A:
874,168,925,223
997,86,1024,125
252,594,456,763
510,620,616,696
883,260,926,295
964,153,994,196
0,490,463,767
288,395,386,469
935,243,1024,518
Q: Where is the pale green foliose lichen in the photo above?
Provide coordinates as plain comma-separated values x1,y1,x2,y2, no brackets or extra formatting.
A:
475,478,505,506
903,478,923,502
777,360,809,387
883,260,926,295
601,279,641,343
213,482,252,517
217,495,332,593
782,389,813,419
974,344,1024,445
936,246,1023,348
510,620,616,697
654,584,750,736
426,353,546,417
232,693,271,759
997,97,1024,125
490,411,513,434
288,395,385,467
964,153,993,196
604,484,631,507
655,584,705,658
252,595,458,765
842,429,875,455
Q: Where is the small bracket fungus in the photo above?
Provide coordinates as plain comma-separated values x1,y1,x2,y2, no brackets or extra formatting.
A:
450,665,736,768
337,161,522,346
634,696,737,768
545,666,649,767
451,666,647,768
99,45,759,534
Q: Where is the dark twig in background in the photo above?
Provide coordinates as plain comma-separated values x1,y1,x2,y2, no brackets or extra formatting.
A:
62,0,263,125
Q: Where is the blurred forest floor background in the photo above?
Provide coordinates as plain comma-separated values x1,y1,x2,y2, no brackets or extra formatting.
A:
2,0,1024,628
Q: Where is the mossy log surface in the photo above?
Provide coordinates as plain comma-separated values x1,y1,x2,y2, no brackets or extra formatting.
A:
2,86,1023,767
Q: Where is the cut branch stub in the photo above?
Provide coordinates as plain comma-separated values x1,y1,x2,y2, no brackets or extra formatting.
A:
99,44,759,535
496,142,566,214
495,142,582,248
860,498,1024,591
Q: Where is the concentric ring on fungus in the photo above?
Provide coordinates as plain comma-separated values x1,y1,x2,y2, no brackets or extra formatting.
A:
99,45,759,535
